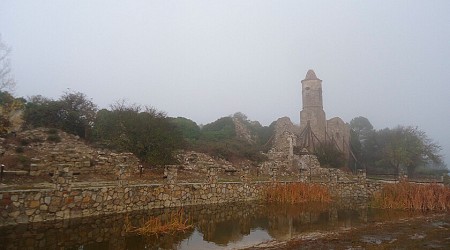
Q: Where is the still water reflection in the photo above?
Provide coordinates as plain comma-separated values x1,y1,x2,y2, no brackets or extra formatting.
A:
0,201,425,250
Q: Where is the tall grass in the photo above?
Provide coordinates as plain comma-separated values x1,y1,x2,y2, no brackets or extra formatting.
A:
265,183,331,204
372,182,450,211
125,209,193,237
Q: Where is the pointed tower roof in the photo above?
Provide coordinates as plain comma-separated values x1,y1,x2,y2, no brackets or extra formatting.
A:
303,69,321,81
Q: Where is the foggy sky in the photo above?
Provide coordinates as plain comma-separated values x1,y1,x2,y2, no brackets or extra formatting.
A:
1,1,449,165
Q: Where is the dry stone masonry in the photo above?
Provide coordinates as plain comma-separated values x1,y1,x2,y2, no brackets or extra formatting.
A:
8,128,141,177
1,163,391,227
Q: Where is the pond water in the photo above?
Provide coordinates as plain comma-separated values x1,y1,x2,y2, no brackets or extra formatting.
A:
0,201,447,249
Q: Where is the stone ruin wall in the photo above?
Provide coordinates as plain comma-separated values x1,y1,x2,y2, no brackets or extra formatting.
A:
326,117,351,156
11,128,141,177
232,117,256,144
176,150,240,173
263,116,355,182
262,117,299,173
272,117,299,155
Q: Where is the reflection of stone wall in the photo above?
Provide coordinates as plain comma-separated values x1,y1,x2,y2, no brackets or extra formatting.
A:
0,201,371,250
0,214,127,250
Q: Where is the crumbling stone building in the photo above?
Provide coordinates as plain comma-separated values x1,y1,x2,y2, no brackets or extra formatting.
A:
268,70,351,169
299,70,350,154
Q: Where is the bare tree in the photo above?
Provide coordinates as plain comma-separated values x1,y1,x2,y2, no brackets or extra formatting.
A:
0,34,15,91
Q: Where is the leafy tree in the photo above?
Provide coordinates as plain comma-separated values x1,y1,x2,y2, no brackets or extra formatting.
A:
350,116,446,176
350,116,374,143
93,104,183,165
201,116,236,141
350,116,375,169
169,117,201,143
24,91,97,138
190,114,270,163
0,34,15,91
379,126,445,175
58,91,97,138
23,96,62,130
356,125,445,175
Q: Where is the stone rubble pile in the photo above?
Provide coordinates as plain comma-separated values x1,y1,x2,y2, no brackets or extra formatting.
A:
11,128,141,176
176,151,236,172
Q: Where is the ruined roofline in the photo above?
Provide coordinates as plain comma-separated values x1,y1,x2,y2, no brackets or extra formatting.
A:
301,69,321,82
327,116,347,124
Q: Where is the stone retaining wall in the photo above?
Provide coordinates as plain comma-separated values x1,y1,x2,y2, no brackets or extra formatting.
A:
0,182,378,227
0,181,267,226
0,168,388,227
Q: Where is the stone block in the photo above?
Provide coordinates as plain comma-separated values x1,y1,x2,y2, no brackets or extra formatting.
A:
16,214,29,224
25,209,36,216
29,200,40,208
10,194,18,202
8,211,20,218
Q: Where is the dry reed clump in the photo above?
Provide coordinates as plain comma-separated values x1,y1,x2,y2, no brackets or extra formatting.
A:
265,183,332,204
124,209,193,237
372,181,450,211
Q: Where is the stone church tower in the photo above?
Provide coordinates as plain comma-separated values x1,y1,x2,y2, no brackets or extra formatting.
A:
300,69,327,141
269,69,351,164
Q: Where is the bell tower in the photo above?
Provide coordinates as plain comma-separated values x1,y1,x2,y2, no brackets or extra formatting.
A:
300,69,327,142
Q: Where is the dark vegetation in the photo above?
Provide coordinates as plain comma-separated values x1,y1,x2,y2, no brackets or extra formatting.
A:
184,113,273,163
13,91,273,165
0,89,446,176
315,142,346,169
350,116,447,176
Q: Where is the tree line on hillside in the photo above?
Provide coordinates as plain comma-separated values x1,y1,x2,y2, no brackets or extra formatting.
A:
0,35,446,173
350,116,446,176
5,91,272,166
0,90,446,175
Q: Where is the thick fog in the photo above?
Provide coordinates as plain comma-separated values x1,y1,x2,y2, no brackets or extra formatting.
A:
1,0,449,164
